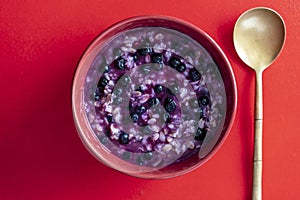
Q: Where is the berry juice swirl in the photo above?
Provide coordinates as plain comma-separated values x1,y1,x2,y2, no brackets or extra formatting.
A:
83,27,227,169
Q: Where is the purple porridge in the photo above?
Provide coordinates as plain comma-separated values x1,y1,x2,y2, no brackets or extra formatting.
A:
83,27,227,169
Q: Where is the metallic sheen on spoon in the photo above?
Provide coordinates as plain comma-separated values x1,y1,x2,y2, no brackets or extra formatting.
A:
233,7,286,200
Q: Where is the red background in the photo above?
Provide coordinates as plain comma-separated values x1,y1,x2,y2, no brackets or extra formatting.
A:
1,1,299,199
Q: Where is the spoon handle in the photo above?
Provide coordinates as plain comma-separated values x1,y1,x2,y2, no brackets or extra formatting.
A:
253,71,263,200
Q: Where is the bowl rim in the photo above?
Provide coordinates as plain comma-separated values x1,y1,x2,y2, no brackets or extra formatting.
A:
72,15,237,179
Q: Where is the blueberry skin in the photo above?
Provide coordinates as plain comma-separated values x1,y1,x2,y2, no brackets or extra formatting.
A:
169,57,186,72
176,63,186,72
94,90,100,101
148,97,160,107
135,86,144,93
198,95,210,106
199,108,204,118
154,84,163,93
106,114,113,123
98,76,109,88
128,102,133,112
119,131,130,144
115,57,126,70
189,68,201,82
194,128,207,141
137,48,152,56
151,53,163,63
164,113,171,123
131,54,138,62
130,112,139,123
169,57,181,69
136,106,146,114
164,97,177,113
102,65,109,73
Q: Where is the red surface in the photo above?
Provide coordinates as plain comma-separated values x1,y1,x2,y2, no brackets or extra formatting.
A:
1,1,299,199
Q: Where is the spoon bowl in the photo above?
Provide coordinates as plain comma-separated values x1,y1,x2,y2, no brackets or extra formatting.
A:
234,7,286,71
233,7,286,200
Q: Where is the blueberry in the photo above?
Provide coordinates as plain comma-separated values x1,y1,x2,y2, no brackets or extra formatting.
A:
154,84,163,93
130,112,139,123
106,114,113,123
149,97,160,106
151,53,163,63
103,66,109,74
119,131,130,144
198,96,210,106
164,97,177,113
115,57,126,70
199,108,204,118
136,106,146,114
128,103,133,112
169,57,181,69
98,76,109,88
137,48,152,56
189,68,201,82
94,90,100,101
176,63,186,72
94,93,100,101
135,86,144,93
164,113,171,123
169,57,186,72
199,88,210,96
131,54,138,62
194,128,207,141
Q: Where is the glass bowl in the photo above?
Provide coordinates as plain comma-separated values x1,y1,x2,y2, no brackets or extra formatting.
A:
72,15,237,179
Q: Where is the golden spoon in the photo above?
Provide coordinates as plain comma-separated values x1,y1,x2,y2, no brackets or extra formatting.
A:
233,7,286,200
